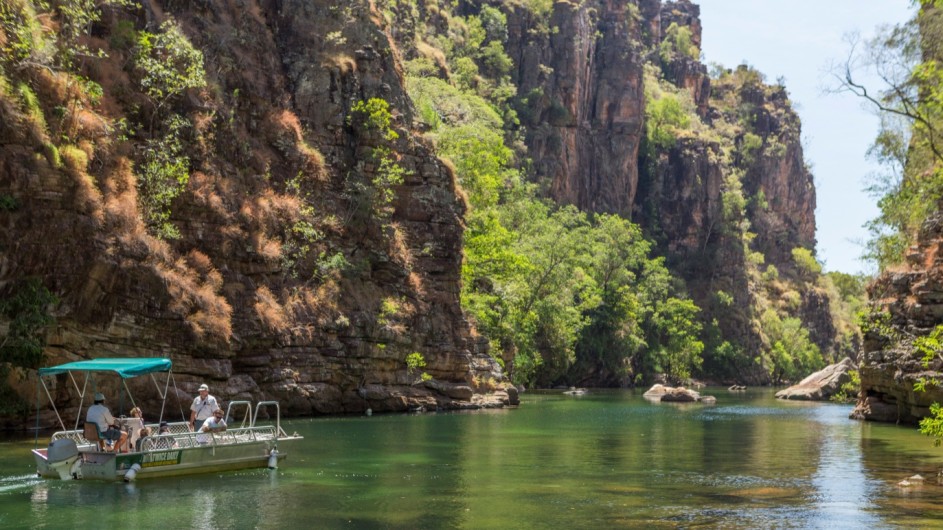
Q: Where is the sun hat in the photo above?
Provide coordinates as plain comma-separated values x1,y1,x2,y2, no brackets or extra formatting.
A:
199,383,209,391
94,392,105,401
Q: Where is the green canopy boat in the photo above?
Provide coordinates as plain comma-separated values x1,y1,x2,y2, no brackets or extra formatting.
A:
32,357,302,481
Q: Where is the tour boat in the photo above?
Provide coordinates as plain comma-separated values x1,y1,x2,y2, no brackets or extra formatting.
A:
31,358,302,481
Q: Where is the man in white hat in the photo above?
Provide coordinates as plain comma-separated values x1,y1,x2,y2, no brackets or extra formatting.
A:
189,383,219,431
86,392,128,452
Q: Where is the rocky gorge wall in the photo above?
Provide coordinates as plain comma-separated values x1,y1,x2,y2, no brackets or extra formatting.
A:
501,0,839,383
0,0,846,429
853,209,943,424
0,0,515,427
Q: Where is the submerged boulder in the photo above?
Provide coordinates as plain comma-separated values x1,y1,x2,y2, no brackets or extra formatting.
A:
775,357,856,401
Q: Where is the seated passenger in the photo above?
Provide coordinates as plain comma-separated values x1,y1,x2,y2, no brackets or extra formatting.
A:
126,407,146,452
135,427,151,452
86,392,128,452
155,421,178,449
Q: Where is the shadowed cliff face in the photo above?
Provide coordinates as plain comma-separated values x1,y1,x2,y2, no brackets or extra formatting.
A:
0,0,514,426
505,0,648,215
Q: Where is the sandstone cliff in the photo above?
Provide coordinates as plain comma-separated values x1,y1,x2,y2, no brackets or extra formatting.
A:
853,210,943,424
0,0,513,426
504,0,649,215
850,4,943,425
501,0,843,383
0,0,846,426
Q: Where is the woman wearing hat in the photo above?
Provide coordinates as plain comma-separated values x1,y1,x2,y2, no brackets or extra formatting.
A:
189,383,219,431
86,392,128,452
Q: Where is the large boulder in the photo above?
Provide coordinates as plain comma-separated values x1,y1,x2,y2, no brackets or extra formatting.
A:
643,384,715,404
775,357,855,401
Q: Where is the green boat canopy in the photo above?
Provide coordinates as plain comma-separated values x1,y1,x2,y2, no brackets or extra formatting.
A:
38,358,172,379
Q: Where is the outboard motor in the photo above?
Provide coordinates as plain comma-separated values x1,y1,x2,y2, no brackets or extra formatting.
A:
47,439,82,480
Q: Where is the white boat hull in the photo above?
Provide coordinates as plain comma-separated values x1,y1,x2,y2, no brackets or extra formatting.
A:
34,422,300,481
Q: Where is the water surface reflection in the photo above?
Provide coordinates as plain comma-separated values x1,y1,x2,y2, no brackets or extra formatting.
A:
0,389,941,528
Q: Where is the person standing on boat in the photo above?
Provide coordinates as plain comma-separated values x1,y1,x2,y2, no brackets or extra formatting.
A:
189,383,219,432
86,392,128,452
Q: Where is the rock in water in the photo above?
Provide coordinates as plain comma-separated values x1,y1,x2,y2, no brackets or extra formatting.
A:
775,358,856,401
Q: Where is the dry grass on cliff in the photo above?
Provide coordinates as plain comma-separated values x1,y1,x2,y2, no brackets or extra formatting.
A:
102,157,146,237
189,171,231,220
408,271,426,298
387,222,414,270
254,280,341,337
323,53,357,75
158,251,233,343
416,40,449,76
287,279,341,325
254,285,290,333
267,109,326,180
239,190,307,262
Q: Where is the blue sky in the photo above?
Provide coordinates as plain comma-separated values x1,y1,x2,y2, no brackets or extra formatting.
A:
695,1,915,275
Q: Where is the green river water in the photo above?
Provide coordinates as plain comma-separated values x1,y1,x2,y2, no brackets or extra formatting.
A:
1,388,942,529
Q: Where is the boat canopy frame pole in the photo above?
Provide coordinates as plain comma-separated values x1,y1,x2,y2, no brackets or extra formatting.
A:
37,370,93,433
69,372,89,431
253,401,283,439
151,370,173,423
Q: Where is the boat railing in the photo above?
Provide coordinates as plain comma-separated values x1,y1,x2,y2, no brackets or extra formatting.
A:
50,429,93,447
224,400,253,429
253,401,287,438
49,403,292,451
139,425,279,451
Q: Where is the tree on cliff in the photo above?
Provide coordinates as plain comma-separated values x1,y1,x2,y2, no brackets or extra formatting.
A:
835,0,943,270
840,0,943,437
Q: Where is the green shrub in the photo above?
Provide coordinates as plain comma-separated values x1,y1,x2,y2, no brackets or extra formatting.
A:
646,93,690,150
740,132,763,165
659,22,699,62
0,194,18,211
715,290,734,306
791,247,822,278
406,352,432,382
831,370,860,403
349,98,398,141
134,19,206,113
138,115,192,239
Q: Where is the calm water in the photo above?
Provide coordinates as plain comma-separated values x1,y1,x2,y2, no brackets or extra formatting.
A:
1,388,942,529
